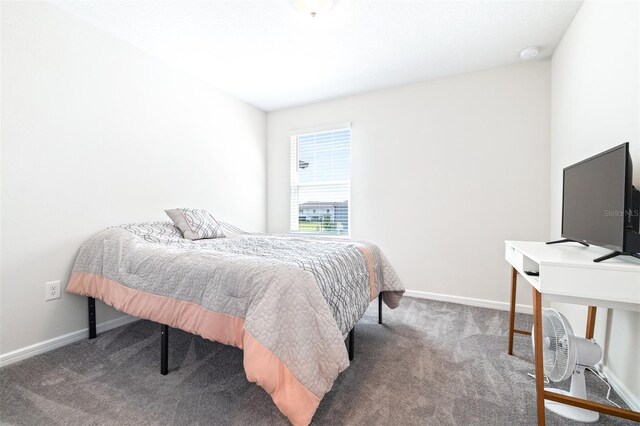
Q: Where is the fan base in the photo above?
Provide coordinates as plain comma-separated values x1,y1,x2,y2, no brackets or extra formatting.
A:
545,388,599,423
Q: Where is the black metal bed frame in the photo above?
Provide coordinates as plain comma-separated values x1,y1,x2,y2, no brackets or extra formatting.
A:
88,293,385,375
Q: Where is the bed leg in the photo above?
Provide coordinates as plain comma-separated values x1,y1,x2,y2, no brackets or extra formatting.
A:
348,328,355,361
161,324,169,375
88,297,96,339
378,294,383,324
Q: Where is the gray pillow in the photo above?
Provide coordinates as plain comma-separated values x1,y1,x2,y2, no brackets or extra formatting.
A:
164,208,224,240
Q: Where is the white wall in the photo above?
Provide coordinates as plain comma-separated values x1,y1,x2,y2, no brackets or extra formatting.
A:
267,61,551,309
0,2,266,356
550,0,640,407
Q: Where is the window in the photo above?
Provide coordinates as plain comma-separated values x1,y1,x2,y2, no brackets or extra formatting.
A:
290,125,351,235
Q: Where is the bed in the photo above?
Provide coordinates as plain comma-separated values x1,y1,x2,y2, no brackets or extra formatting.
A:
66,221,404,425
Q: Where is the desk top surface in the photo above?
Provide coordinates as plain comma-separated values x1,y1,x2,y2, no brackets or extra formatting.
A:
506,241,639,310
505,240,640,272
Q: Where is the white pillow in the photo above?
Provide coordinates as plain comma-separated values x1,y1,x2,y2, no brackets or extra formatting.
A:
164,208,224,240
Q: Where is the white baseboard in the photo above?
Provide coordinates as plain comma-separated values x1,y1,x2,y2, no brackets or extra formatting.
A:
404,289,533,315
602,365,640,411
0,315,139,368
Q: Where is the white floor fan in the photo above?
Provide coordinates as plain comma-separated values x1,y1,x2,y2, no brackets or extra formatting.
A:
533,308,602,423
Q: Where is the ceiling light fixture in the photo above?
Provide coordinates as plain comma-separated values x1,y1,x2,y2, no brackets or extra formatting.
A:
292,0,335,17
520,46,540,60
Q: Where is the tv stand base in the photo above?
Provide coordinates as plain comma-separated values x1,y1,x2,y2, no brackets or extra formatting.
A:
593,251,640,263
546,238,589,247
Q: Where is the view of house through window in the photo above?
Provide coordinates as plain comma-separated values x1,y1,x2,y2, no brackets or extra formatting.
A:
290,126,351,235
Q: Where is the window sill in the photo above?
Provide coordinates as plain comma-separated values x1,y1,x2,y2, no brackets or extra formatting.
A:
289,231,351,239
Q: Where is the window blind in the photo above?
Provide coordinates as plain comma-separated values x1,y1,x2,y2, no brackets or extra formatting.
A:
290,126,351,235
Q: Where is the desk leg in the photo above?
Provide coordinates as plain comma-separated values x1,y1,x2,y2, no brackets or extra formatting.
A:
586,306,597,339
508,267,517,355
532,287,545,426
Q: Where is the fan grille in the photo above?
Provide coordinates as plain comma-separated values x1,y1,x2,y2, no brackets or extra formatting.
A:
539,309,576,382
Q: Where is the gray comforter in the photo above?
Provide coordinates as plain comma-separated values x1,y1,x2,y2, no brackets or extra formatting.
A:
66,222,404,425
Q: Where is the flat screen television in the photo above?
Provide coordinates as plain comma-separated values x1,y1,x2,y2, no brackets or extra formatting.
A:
550,142,640,262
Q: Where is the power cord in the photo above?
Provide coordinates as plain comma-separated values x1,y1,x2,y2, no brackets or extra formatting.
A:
527,372,549,384
585,365,621,409
526,367,621,408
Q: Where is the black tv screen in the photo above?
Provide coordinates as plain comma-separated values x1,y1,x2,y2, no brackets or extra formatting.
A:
562,144,629,251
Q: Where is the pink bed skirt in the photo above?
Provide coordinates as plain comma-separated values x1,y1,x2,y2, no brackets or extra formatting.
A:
67,271,321,425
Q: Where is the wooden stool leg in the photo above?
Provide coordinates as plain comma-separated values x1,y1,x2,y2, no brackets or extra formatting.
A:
586,306,597,339
508,267,517,355
532,287,546,426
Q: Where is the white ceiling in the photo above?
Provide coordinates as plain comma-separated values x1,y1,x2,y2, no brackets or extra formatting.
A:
52,0,582,111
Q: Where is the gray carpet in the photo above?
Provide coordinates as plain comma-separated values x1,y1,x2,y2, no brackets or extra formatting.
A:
0,297,634,425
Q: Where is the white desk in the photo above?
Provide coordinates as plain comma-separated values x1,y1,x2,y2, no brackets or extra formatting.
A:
504,240,640,425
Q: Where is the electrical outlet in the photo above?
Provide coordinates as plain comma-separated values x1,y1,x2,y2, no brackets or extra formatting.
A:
45,280,61,301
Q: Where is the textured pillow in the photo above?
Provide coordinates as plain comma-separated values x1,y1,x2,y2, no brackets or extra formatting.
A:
164,208,224,240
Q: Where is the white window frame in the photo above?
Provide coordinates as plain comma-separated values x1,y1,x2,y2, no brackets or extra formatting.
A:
289,123,352,236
